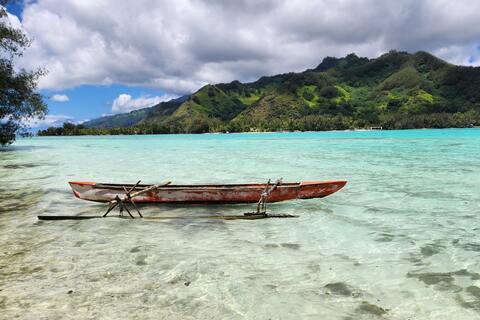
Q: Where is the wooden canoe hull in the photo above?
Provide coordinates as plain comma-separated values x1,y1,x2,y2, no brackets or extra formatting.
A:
68,180,347,204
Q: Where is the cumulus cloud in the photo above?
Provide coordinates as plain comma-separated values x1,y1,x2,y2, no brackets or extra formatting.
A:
50,94,69,102
111,93,178,114
24,114,72,128
15,0,480,93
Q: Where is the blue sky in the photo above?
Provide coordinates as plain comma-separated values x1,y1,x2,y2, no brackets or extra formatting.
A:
42,84,175,122
6,1,22,17
6,1,480,129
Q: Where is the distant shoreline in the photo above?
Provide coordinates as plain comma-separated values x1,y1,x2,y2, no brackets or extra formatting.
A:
33,126,479,138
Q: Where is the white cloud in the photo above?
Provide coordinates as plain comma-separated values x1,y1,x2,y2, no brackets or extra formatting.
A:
50,94,69,102
13,0,480,93
24,114,72,128
4,8,22,30
111,93,178,114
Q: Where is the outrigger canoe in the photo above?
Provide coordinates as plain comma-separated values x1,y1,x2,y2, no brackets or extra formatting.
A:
69,180,347,204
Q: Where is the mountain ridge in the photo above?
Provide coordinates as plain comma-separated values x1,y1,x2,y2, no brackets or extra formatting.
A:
41,50,480,135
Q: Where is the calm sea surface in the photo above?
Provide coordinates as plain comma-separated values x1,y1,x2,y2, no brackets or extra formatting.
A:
1,129,480,319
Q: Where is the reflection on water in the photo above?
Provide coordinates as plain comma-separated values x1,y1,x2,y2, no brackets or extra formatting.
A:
1,129,480,319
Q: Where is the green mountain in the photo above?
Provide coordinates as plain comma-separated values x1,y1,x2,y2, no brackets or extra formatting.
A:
42,50,480,136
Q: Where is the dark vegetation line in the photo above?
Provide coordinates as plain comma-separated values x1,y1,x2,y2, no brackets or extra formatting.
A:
38,111,479,136
39,50,480,136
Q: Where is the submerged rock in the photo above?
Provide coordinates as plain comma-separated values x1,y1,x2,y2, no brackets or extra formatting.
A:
420,243,443,257
407,269,480,292
0,296,6,309
459,243,480,252
130,246,142,253
375,233,394,242
355,301,388,316
466,286,480,299
280,243,301,250
407,271,454,286
135,255,148,266
263,243,279,249
455,294,480,311
453,269,480,279
3,163,42,169
324,282,356,297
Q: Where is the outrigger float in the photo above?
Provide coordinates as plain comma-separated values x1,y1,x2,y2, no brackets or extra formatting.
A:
37,179,347,221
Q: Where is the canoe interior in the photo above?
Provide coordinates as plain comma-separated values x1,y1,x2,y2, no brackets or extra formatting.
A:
92,182,301,190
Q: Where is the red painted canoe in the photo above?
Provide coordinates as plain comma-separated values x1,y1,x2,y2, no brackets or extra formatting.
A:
68,180,347,204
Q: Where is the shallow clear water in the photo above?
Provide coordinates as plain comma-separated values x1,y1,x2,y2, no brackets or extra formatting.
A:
1,129,480,319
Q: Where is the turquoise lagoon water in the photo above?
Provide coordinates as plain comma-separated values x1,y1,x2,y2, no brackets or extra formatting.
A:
1,129,480,319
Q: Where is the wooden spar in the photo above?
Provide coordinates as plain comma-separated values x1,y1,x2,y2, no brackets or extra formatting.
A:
38,215,102,220
143,214,297,220
252,178,282,215
37,213,298,221
103,181,172,217
113,181,172,204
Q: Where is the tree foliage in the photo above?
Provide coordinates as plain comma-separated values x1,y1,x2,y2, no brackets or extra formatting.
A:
0,1,47,146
